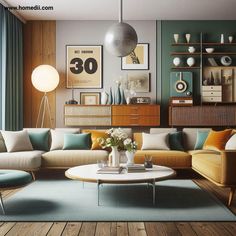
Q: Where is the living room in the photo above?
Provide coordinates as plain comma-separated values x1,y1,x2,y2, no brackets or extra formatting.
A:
1,0,236,235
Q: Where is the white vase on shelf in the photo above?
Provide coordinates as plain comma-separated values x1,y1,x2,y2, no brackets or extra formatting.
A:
220,34,224,44
187,57,195,67
173,57,181,67
174,34,179,43
185,34,191,43
101,91,108,105
229,36,233,43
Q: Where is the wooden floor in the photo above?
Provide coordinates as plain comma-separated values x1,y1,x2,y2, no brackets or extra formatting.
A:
0,170,236,236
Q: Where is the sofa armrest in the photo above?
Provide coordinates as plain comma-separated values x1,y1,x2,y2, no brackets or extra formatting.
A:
220,150,236,185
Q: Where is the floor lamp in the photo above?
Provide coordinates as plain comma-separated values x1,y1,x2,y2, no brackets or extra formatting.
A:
31,65,59,128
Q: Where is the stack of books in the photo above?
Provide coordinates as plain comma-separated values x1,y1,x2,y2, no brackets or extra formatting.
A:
126,164,146,173
97,166,123,174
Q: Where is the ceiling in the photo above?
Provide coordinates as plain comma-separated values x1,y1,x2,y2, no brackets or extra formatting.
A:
4,0,236,21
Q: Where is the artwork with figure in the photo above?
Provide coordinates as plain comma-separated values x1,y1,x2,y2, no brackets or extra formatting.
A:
122,43,149,70
127,72,150,93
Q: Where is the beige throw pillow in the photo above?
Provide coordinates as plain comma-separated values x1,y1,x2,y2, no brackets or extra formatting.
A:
225,133,236,150
1,130,33,152
141,132,170,150
50,129,80,150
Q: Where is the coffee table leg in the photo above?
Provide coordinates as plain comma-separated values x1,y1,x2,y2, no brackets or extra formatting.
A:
152,179,156,205
97,180,100,206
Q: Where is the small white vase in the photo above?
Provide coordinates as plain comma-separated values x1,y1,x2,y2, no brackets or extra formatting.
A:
126,151,135,165
221,34,224,44
174,34,179,43
185,34,191,43
111,146,120,167
126,96,131,104
173,57,181,67
188,46,195,53
229,36,233,43
187,57,195,67
101,91,108,105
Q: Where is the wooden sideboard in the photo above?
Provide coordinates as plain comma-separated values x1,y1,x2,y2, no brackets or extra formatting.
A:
169,106,236,126
64,104,160,127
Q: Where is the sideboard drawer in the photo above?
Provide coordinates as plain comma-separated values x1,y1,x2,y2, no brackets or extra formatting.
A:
202,86,222,91
65,105,111,116
112,105,160,116
202,91,222,96
65,117,111,126
112,116,160,126
202,96,222,102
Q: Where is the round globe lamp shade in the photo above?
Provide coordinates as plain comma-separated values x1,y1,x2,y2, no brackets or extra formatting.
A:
31,65,59,93
104,22,138,57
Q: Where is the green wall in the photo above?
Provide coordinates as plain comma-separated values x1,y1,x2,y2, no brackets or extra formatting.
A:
158,20,236,126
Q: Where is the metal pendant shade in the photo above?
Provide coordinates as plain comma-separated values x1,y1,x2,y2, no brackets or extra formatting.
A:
104,0,138,57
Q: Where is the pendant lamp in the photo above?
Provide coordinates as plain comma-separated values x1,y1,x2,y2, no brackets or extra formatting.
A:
104,0,138,57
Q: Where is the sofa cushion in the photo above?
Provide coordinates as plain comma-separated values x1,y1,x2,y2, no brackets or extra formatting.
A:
82,130,109,150
192,152,222,183
28,130,50,151
169,131,184,151
225,133,236,150
0,132,7,152
134,150,191,168
150,128,177,134
42,150,108,168
194,130,210,150
0,150,43,170
50,129,80,151
1,130,33,152
182,128,211,150
203,129,232,151
141,132,170,150
63,133,91,150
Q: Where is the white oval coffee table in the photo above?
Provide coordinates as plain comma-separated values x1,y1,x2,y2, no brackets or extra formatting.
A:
65,164,176,205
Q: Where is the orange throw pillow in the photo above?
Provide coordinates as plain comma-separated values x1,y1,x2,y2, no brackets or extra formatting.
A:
82,130,108,150
203,129,232,151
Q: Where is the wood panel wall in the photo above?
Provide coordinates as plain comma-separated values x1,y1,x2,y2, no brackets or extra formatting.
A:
23,21,56,128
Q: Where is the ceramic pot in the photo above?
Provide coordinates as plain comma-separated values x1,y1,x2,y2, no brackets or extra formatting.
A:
126,96,131,104
126,151,135,165
101,91,108,105
174,34,179,43
221,56,232,66
173,57,181,67
229,36,233,43
187,57,195,67
188,46,195,53
111,146,120,167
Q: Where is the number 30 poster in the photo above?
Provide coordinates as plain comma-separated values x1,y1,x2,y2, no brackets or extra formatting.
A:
66,45,102,88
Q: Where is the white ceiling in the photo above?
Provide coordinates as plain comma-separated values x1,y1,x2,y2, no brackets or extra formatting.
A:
4,0,236,21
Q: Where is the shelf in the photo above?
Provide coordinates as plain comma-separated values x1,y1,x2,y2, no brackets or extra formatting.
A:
172,43,200,46
171,52,200,55
203,52,236,55
171,66,200,69
204,66,236,68
202,43,236,46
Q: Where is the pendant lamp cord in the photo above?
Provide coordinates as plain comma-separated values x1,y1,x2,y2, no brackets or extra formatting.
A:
119,0,123,23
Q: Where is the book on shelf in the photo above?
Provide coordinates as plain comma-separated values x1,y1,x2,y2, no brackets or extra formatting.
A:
97,166,123,174
208,58,218,66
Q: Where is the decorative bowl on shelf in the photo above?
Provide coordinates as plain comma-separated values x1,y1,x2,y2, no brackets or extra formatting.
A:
205,48,215,53
188,46,196,53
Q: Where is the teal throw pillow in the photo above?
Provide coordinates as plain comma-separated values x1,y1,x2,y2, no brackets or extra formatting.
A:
28,130,49,151
63,133,91,150
194,130,210,150
169,131,184,151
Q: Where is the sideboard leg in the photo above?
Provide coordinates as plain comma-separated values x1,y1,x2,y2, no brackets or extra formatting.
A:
228,187,235,206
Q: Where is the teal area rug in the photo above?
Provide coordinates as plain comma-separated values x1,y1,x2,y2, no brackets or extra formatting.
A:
0,179,236,221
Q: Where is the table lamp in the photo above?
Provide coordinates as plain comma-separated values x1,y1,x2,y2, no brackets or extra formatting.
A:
31,65,59,128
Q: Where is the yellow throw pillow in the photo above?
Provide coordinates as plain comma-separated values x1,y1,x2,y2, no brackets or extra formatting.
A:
82,130,108,150
203,129,232,151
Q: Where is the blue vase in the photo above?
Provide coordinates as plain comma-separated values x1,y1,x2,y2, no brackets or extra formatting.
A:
107,87,113,105
115,85,121,104
120,87,126,104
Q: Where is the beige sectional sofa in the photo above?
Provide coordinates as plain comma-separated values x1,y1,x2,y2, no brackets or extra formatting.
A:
0,127,235,205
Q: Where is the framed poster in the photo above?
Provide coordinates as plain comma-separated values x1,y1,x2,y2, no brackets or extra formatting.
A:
127,72,150,92
121,43,149,70
66,45,102,88
80,92,100,105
